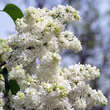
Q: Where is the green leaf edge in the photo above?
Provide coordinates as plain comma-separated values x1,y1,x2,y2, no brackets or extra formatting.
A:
3,3,24,23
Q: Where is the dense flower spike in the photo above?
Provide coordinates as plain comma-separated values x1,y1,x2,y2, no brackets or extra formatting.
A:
0,38,12,62
0,5,107,110
0,92,4,110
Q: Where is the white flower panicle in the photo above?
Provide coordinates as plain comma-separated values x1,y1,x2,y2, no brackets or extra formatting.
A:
0,38,12,62
0,75,5,90
49,5,80,23
0,93,4,110
59,31,82,52
0,5,107,110
9,64,25,80
67,64,100,82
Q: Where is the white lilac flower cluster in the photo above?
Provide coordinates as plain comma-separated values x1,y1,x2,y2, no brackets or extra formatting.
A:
0,92,4,110
0,38,12,62
0,38,11,90
0,5,107,110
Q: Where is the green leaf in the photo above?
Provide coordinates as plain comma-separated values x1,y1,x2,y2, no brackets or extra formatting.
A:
9,79,20,95
3,4,24,23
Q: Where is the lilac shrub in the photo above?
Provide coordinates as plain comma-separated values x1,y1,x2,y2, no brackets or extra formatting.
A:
0,5,107,110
